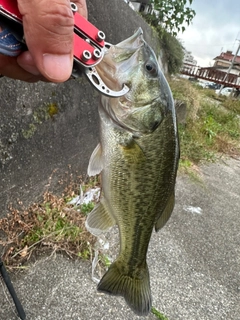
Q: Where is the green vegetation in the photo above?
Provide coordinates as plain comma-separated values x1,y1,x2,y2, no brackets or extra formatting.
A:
22,123,37,139
222,97,240,114
151,306,169,319
47,102,59,118
80,202,95,216
22,102,59,139
150,0,196,36
160,31,184,74
99,254,112,268
0,178,99,268
169,78,240,174
140,1,196,74
141,13,184,74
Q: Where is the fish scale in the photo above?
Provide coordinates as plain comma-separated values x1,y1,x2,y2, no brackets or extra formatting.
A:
86,28,179,316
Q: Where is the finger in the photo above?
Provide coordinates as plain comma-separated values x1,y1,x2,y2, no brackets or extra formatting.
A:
0,54,44,82
17,51,41,76
17,0,75,82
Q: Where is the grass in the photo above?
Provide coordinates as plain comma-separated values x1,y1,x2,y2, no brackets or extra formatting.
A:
151,307,169,320
0,178,99,268
222,97,240,113
169,78,240,174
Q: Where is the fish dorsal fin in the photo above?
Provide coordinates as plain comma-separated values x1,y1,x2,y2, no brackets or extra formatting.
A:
155,192,175,232
87,143,103,177
85,198,116,236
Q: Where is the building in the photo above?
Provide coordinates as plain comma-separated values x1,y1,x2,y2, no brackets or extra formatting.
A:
128,1,153,14
213,50,240,75
181,49,198,74
181,49,240,88
213,50,240,86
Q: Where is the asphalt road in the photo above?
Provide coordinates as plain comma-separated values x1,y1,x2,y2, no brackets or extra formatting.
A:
0,157,239,320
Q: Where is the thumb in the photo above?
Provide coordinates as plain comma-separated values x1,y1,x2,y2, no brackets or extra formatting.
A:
17,0,74,82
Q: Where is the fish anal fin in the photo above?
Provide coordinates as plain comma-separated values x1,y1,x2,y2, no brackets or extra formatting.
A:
87,143,103,177
85,199,115,236
97,260,152,316
155,192,175,232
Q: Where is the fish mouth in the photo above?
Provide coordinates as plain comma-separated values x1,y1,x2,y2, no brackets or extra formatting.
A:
116,28,144,50
95,28,145,92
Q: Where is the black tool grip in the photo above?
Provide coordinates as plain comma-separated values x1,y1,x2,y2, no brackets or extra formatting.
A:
0,259,26,320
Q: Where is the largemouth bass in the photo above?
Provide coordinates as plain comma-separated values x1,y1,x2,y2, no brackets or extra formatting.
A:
86,28,179,316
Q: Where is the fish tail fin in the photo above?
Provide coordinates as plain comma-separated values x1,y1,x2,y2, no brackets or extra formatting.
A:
97,260,152,316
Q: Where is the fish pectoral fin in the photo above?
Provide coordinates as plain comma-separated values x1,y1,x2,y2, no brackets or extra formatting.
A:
87,143,103,177
120,138,145,163
85,198,116,236
97,260,152,316
155,191,175,232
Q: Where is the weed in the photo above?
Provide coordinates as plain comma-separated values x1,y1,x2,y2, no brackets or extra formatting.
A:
77,247,91,260
80,202,95,216
47,102,58,118
169,78,201,120
222,98,240,114
22,123,37,139
199,103,240,150
0,180,99,268
99,254,112,268
151,307,169,320
203,89,224,101
170,78,240,172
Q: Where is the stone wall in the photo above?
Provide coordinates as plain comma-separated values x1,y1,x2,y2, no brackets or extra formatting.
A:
0,0,165,217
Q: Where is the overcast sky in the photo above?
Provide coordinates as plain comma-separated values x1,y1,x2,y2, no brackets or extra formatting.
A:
178,0,240,67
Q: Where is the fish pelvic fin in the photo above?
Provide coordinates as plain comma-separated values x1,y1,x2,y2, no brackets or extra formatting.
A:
85,198,116,236
87,143,103,176
97,260,152,316
155,191,175,232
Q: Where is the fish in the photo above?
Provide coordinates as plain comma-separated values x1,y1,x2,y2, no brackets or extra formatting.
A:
86,28,179,316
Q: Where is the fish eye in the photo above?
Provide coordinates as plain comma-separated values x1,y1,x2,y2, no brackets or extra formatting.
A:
145,62,157,76
146,64,153,71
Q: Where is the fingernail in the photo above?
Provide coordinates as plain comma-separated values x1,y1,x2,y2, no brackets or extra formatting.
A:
43,53,72,81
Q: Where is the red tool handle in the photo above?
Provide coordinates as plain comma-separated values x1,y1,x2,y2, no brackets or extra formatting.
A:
0,0,130,97
0,0,105,67
0,0,21,21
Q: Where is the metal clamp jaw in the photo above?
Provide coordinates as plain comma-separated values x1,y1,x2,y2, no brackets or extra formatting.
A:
0,0,129,97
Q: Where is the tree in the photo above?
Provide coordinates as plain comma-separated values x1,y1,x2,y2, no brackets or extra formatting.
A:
150,0,196,36
160,31,184,74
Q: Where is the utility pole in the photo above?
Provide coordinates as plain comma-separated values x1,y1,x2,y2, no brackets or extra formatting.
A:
218,41,240,95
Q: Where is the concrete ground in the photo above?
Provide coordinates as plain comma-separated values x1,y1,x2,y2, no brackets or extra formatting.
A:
0,157,239,320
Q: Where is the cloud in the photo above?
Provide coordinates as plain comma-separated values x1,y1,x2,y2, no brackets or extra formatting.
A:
178,0,240,66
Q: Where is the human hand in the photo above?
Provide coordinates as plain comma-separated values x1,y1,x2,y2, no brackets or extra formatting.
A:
0,0,87,82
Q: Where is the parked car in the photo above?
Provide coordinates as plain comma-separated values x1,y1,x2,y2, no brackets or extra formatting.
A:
197,81,217,89
188,77,198,82
215,87,234,96
206,83,221,90
198,81,208,88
